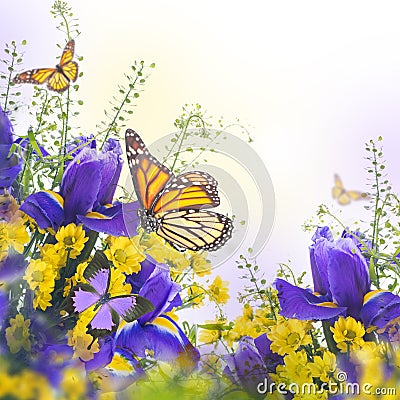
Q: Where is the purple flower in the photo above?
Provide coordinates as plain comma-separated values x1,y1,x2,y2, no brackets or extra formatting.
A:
223,336,272,399
114,258,196,375
20,138,138,236
275,227,400,329
0,106,22,189
116,315,199,371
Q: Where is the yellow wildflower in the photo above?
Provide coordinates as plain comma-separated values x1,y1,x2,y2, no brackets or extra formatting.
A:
276,349,313,385
105,236,145,274
33,289,53,311
208,275,230,304
68,328,99,361
309,351,337,382
187,285,206,307
267,316,313,356
198,318,228,345
108,267,132,296
60,367,87,400
14,369,53,400
55,223,88,259
40,243,67,276
188,251,212,276
23,259,55,293
1,217,30,254
5,314,31,354
330,316,365,352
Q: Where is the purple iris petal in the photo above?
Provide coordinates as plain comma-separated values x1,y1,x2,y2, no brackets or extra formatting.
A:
126,256,157,294
0,145,22,188
98,139,123,205
275,278,346,320
254,333,283,372
138,266,181,325
0,106,14,146
0,291,8,329
116,315,199,369
66,134,96,161
20,190,64,231
95,348,146,392
310,237,333,297
360,291,400,329
327,239,370,318
77,203,133,237
60,148,103,223
0,251,28,282
14,137,50,158
85,335,115,372
341,229,372,254
312,226,334,242
223,336,271,399
121,201,141,237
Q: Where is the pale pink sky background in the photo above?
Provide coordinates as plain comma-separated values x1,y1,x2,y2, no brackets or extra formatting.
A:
3,1,400,318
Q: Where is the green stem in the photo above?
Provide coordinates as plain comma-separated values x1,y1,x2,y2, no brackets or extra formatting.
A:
322,321,338,354
100,62,145,150
3,42,17,112
169,115,205,172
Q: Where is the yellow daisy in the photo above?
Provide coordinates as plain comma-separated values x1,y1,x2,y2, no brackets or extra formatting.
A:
105,236,145,274
55,223,88,259
330,316,365,353
267,316,313,356
207,275,230,304
5,314,31,354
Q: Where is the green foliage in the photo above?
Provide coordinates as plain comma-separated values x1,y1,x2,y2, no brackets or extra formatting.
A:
162,103,253,174
0,40,26,115
98,60,156,148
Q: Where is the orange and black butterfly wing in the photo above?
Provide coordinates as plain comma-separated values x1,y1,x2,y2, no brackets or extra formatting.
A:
125,129,173,210
59,39,75,65
47,70,72,92
13,68,56,85
157,209,233,252
152,171,220,216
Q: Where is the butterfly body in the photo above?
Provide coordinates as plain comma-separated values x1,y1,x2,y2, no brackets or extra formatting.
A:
13,39,78,92
72,251,154,331
332,174,368,206
125,129,233,252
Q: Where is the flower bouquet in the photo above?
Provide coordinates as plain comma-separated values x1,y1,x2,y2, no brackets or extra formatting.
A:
1,2,400,399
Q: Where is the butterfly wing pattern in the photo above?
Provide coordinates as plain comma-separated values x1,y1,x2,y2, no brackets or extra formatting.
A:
332,174,367,206
13,39,78,92
125,129,233,252
72,251,154,331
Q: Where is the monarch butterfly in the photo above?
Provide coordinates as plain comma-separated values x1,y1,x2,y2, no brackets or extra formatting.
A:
125,129,233,252
13,39,78,92
332,174,369,205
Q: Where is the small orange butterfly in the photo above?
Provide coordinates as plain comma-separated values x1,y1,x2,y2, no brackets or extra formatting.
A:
13,40,78,92
332,174,369,206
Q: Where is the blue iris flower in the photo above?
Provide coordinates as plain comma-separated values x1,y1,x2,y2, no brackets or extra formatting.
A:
0,106,22,190
275,226,400,332
20,137,139,236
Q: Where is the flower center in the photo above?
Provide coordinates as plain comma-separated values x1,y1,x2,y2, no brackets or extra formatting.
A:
32,270,44,283
64,236,75,246
344,329,356,340
115,249,127,264
287,332,301,346
14,327,24,341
